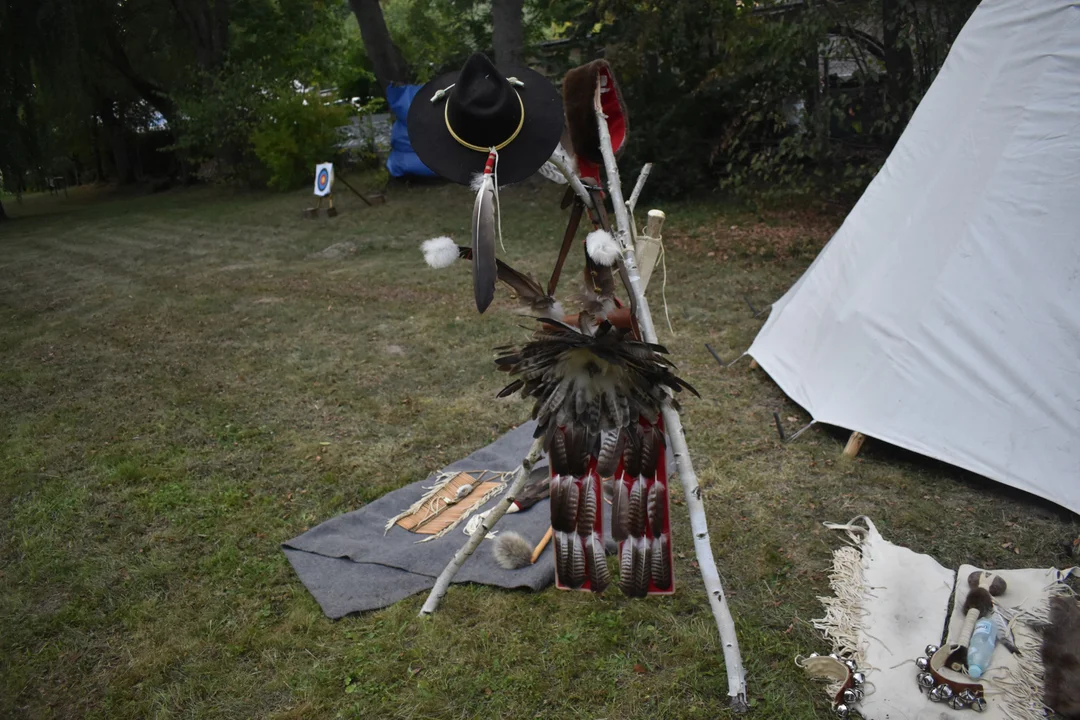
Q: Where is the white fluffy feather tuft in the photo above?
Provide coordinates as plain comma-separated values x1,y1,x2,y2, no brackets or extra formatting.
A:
585,229,621,266
470,172,488,193
493,531,533,570
421,236,460,269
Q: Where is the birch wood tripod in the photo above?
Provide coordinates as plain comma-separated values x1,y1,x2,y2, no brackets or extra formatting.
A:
420,76,748,713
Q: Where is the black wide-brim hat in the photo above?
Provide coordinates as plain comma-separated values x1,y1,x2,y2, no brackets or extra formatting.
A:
408,53,564,186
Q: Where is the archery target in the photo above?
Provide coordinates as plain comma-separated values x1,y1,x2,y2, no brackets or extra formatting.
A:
313,163,334,197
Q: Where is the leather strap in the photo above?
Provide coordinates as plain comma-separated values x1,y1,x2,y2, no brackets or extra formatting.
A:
587,187,641,340
548,199,584,297
585,188,616,296
560,186,576,210
930,645,984,698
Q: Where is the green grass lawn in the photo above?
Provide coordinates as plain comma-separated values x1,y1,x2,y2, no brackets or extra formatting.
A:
2,179,1076,719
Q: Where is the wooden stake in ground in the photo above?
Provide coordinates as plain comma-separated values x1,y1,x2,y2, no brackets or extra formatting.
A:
591,78,749,713
419,438,544,615
843,431,866,458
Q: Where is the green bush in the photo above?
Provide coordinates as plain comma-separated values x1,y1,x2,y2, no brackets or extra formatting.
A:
251,92,349,191
169,63,273,184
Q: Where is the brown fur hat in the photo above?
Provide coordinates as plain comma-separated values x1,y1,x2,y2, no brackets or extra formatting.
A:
562,59,628,177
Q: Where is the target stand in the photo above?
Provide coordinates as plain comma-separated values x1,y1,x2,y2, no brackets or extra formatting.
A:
304,163,338,219
302,194,337,219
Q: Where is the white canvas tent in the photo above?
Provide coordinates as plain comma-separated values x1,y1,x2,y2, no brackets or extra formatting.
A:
748,0,1080,515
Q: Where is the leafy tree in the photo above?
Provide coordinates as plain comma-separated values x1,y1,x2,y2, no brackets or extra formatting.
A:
251,90,350,190
545,0,980,201
166,0,356,182
382,0,488,81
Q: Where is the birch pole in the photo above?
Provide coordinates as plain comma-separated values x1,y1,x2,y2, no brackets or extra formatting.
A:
419,437,544,615
548,147,596,211
593,82,749,712
627,162,653,213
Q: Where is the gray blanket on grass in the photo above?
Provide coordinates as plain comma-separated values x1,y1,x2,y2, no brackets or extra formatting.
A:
282,422,556,619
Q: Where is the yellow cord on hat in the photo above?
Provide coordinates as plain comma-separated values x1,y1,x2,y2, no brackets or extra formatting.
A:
443,89,525,153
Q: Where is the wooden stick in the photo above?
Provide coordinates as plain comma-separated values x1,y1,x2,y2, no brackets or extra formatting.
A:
419,438,545,616
336,174,374,206
843,431,866,458
531,527,553,563
627,162,653,213
593,78,749,713
547,147,595,211
644,208,665,238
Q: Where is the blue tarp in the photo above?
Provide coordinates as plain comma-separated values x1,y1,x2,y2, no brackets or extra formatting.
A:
385,84,437,178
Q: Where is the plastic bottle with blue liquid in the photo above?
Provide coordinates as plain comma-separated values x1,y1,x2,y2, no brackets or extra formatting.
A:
966,616,997,678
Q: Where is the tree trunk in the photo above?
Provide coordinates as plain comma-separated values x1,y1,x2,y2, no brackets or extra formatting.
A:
91,121,105,183
0,198,7,221
170,0,230,70
883,0,915,131
102,31,180,126
348,0,410,92
101,100,135,185
492,0,525,67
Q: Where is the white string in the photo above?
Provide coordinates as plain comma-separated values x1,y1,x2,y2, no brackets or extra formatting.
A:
821,516,872,545
657,236,675,335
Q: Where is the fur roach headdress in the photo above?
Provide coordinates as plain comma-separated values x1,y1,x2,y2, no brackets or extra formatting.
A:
562,59,628,182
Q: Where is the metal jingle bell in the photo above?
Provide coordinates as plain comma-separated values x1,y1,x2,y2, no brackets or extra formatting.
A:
929,686,948,703
916,672,936,690
934,685,955,702
834,703,850,718
842,688,860,704
851,671,866,687
970,697,987,713
844,658,858,672
949,694,970,710
925,644,940,657
829,653,841,661
809,652,820,659
958,690,977,704
915,656,930,671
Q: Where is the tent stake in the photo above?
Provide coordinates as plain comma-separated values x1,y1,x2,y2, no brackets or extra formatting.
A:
843,431,867,458
592,77,749,713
